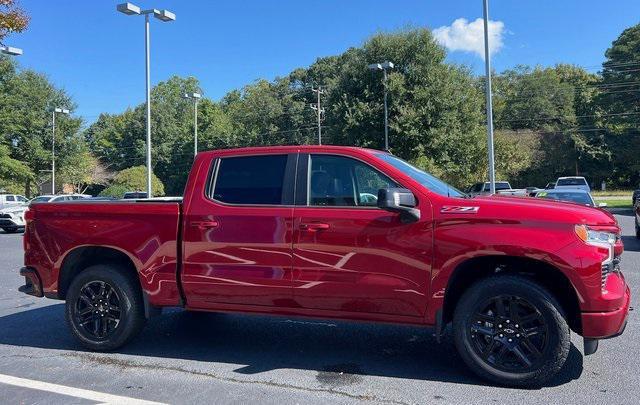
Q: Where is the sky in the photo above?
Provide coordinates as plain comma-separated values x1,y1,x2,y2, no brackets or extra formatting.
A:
6,0,640,124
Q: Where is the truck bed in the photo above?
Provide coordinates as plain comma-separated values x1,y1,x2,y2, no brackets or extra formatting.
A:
24,200,183,306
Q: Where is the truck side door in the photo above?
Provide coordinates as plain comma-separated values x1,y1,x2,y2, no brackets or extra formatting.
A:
291,153,432,319
181,153,297,309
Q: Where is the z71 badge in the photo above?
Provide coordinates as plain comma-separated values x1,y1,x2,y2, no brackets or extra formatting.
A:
440,206,480,214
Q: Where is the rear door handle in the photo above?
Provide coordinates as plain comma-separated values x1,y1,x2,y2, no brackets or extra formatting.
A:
191,220,219,229
300,222,330,231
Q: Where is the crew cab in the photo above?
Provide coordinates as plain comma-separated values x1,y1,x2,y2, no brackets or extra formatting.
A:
20,146,630,387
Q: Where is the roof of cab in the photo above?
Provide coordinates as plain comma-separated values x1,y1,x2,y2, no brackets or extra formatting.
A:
198,145,385,158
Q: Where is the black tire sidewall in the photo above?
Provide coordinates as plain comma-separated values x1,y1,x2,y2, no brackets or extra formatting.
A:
65,265,145,351
453,275,570,387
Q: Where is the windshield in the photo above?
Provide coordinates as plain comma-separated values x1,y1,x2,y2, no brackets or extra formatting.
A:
538,191,593,206
30,196,51,203
494,182,511,191
557,178,587,186
375,153,464,197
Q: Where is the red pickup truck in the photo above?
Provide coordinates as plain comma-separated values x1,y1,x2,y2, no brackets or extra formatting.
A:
20,145,629,386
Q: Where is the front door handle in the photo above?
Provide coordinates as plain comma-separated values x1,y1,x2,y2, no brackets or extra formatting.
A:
191,220,219,230
300,222,330,231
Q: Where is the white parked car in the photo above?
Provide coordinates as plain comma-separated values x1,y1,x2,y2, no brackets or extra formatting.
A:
0,205,28,233
0,193,28,209
554,176,590,192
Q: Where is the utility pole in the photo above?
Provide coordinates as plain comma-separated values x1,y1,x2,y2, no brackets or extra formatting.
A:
367,61,394,151
482,0,496,194
310,86,325,145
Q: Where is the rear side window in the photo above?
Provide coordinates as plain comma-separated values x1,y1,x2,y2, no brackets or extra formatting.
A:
5,196,15,202
213,155,288,205
495,182,511,190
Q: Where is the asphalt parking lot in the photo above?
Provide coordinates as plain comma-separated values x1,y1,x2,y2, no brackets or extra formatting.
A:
0,212,637,404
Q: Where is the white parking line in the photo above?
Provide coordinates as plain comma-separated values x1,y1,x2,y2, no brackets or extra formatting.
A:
0,373,167,405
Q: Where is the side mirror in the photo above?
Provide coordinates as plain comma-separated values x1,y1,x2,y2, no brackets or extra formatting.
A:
377,188,420,222
598,202,608,208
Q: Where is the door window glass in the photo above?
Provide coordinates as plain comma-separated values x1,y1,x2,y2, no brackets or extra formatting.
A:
309,155,397,207
213,154,288,205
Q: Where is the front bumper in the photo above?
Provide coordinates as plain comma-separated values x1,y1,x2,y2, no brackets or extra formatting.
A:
0,217,23,228
18,267,43,297
581,285,631,339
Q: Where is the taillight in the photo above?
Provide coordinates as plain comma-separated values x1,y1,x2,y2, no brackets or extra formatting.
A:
24,208,35,222
23,208,34,252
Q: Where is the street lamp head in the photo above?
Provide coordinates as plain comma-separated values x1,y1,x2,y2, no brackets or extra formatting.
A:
154,9,176,22
54,108,70,114
184,92,202,100
0,46,23,56
368,62,394,71
117,2,141,15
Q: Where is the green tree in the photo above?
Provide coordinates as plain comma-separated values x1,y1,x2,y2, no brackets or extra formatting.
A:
0,57,81,195
0,143,31,193
58,138,111,194
99,166,164,198
598,23,640,133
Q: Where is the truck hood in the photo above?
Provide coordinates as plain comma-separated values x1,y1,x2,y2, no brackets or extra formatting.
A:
453,195,617,227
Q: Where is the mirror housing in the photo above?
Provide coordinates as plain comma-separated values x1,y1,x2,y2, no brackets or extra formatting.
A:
377,188,420,222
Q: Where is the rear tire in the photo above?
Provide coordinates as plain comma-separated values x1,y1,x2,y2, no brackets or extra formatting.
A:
65,264,146,351
2,227,18,233
453,275,570,387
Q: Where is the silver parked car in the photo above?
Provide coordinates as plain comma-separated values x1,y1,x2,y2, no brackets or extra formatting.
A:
535,189,604,207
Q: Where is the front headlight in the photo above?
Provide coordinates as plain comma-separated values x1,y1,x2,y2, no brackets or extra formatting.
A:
574,224,616,246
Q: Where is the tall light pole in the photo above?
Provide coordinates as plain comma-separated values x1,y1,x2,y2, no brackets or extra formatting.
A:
1,46,23,56
368,61,394,151
482,0,496,194
184,92,202,157
51,108,70,194
117,3,175,198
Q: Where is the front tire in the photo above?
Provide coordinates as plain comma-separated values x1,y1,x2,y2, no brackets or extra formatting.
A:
65,265,146,351
453,275,570,387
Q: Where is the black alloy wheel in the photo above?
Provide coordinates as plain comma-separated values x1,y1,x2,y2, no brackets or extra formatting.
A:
65,264,146,351
453,275,570,387
468,295,548,372
75,281,122,340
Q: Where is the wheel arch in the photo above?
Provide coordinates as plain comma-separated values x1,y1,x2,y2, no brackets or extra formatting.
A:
441,255,582,334
58,245,139,300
